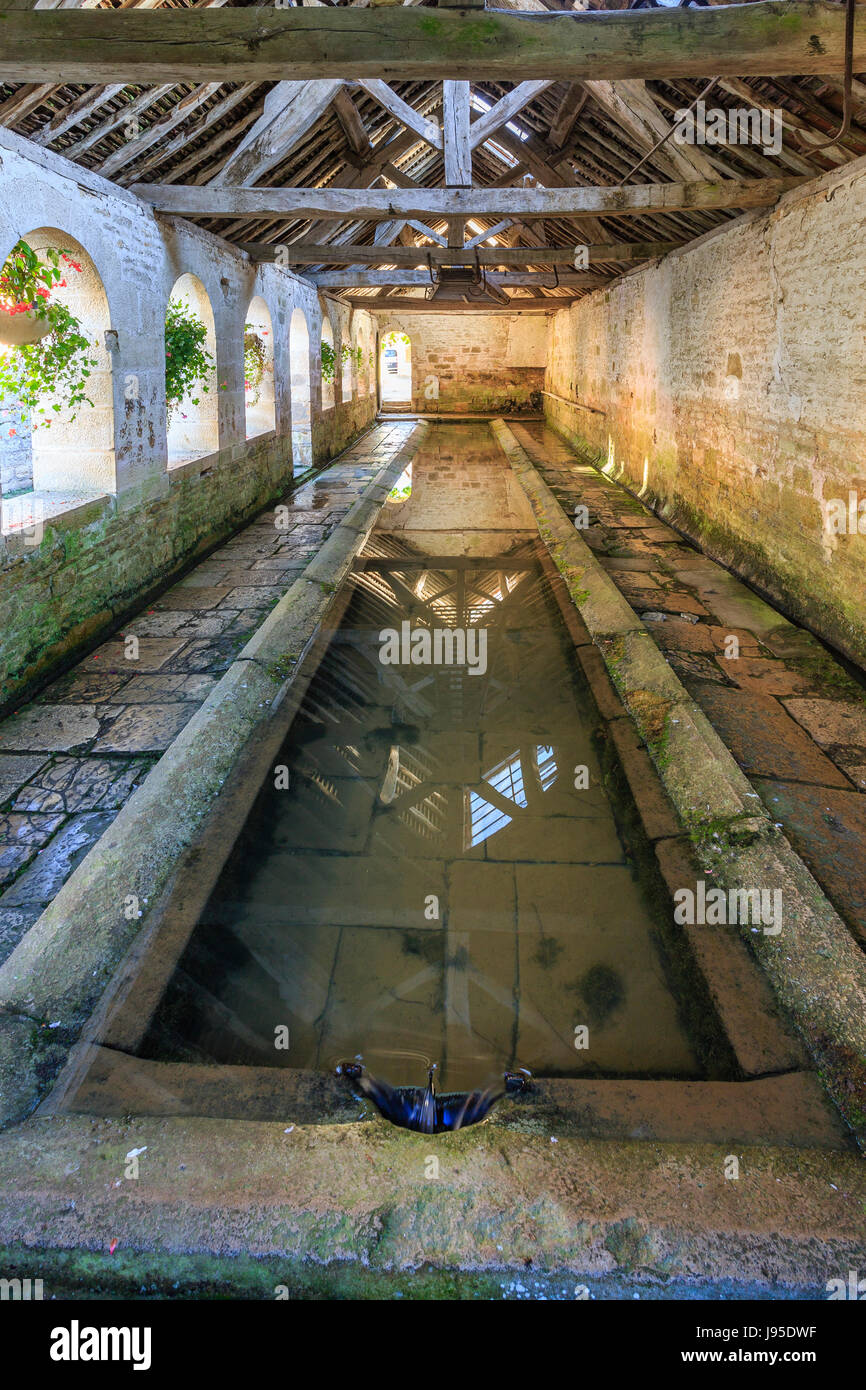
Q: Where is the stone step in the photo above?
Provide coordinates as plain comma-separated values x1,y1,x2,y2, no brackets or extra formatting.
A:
59,1046,852,1150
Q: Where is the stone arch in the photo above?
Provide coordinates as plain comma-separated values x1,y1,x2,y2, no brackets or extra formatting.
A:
0,227,115,502
244,294,276,439
290,305,312,471
380,328,412,406
165,271,218,467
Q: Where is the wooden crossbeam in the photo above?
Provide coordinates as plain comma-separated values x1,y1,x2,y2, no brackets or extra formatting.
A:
130,178,802,219
237,240,680,265
338,296,566,312
464,219,513,248
357,78,442,150
468,79,555,150
0,5,862,83
549,82,587,149
405,219,448,246
211,79,343,186
331,85,371,158
309,269,608,287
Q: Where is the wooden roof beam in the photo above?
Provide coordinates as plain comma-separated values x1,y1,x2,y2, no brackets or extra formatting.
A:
331,85,372,158
356,79,442,150
549,82,587,149
309,269,608,287
0,5,863,83
210,79,343,187
131,177,803,220
468,79,555,151
237,240,680,265
337,296,565,312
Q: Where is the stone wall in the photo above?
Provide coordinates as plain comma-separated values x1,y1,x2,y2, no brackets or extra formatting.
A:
375,310,548,414
0,405,32,495
0,129,378,708
544,156,866,669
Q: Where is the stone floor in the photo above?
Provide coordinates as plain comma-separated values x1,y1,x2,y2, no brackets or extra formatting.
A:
0,420,416,964
514,421,866,952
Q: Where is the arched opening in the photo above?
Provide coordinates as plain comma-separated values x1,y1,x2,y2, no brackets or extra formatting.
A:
320,316,335,412
0,228,115,516
290,306,312,471
244,294,275,439
340,324,353,405
165,272,218,468
380,330,412,407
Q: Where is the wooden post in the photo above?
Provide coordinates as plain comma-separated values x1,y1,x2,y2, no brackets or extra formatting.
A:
443,80,472,188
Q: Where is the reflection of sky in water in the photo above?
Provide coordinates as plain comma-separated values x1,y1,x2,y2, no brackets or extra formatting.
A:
466,745,558,848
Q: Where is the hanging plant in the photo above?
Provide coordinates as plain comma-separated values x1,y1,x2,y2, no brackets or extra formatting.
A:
244,324,268,405
165,298,215,421
0,240,99,431
321,339,336,384
354,345,363,372
340,343,352,368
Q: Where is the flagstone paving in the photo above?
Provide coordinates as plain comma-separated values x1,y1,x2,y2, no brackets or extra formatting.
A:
0,421,416,961
514,421,866,950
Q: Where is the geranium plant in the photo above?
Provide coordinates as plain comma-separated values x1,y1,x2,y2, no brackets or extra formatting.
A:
165,298,215,421
0,239,99,431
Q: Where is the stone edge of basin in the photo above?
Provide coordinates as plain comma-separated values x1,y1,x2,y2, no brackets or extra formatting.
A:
0,1113,864,1294
491,417,866,1149
0,421,430,1127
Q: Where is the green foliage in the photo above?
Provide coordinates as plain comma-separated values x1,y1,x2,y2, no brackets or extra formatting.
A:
165,298,215,420
382,330,410,349
0,240,99,430
388,463,412,502
244,324,268,404
321,339,337,384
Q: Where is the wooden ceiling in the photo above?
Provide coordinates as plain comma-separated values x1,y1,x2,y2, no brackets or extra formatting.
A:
0,0,864,309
